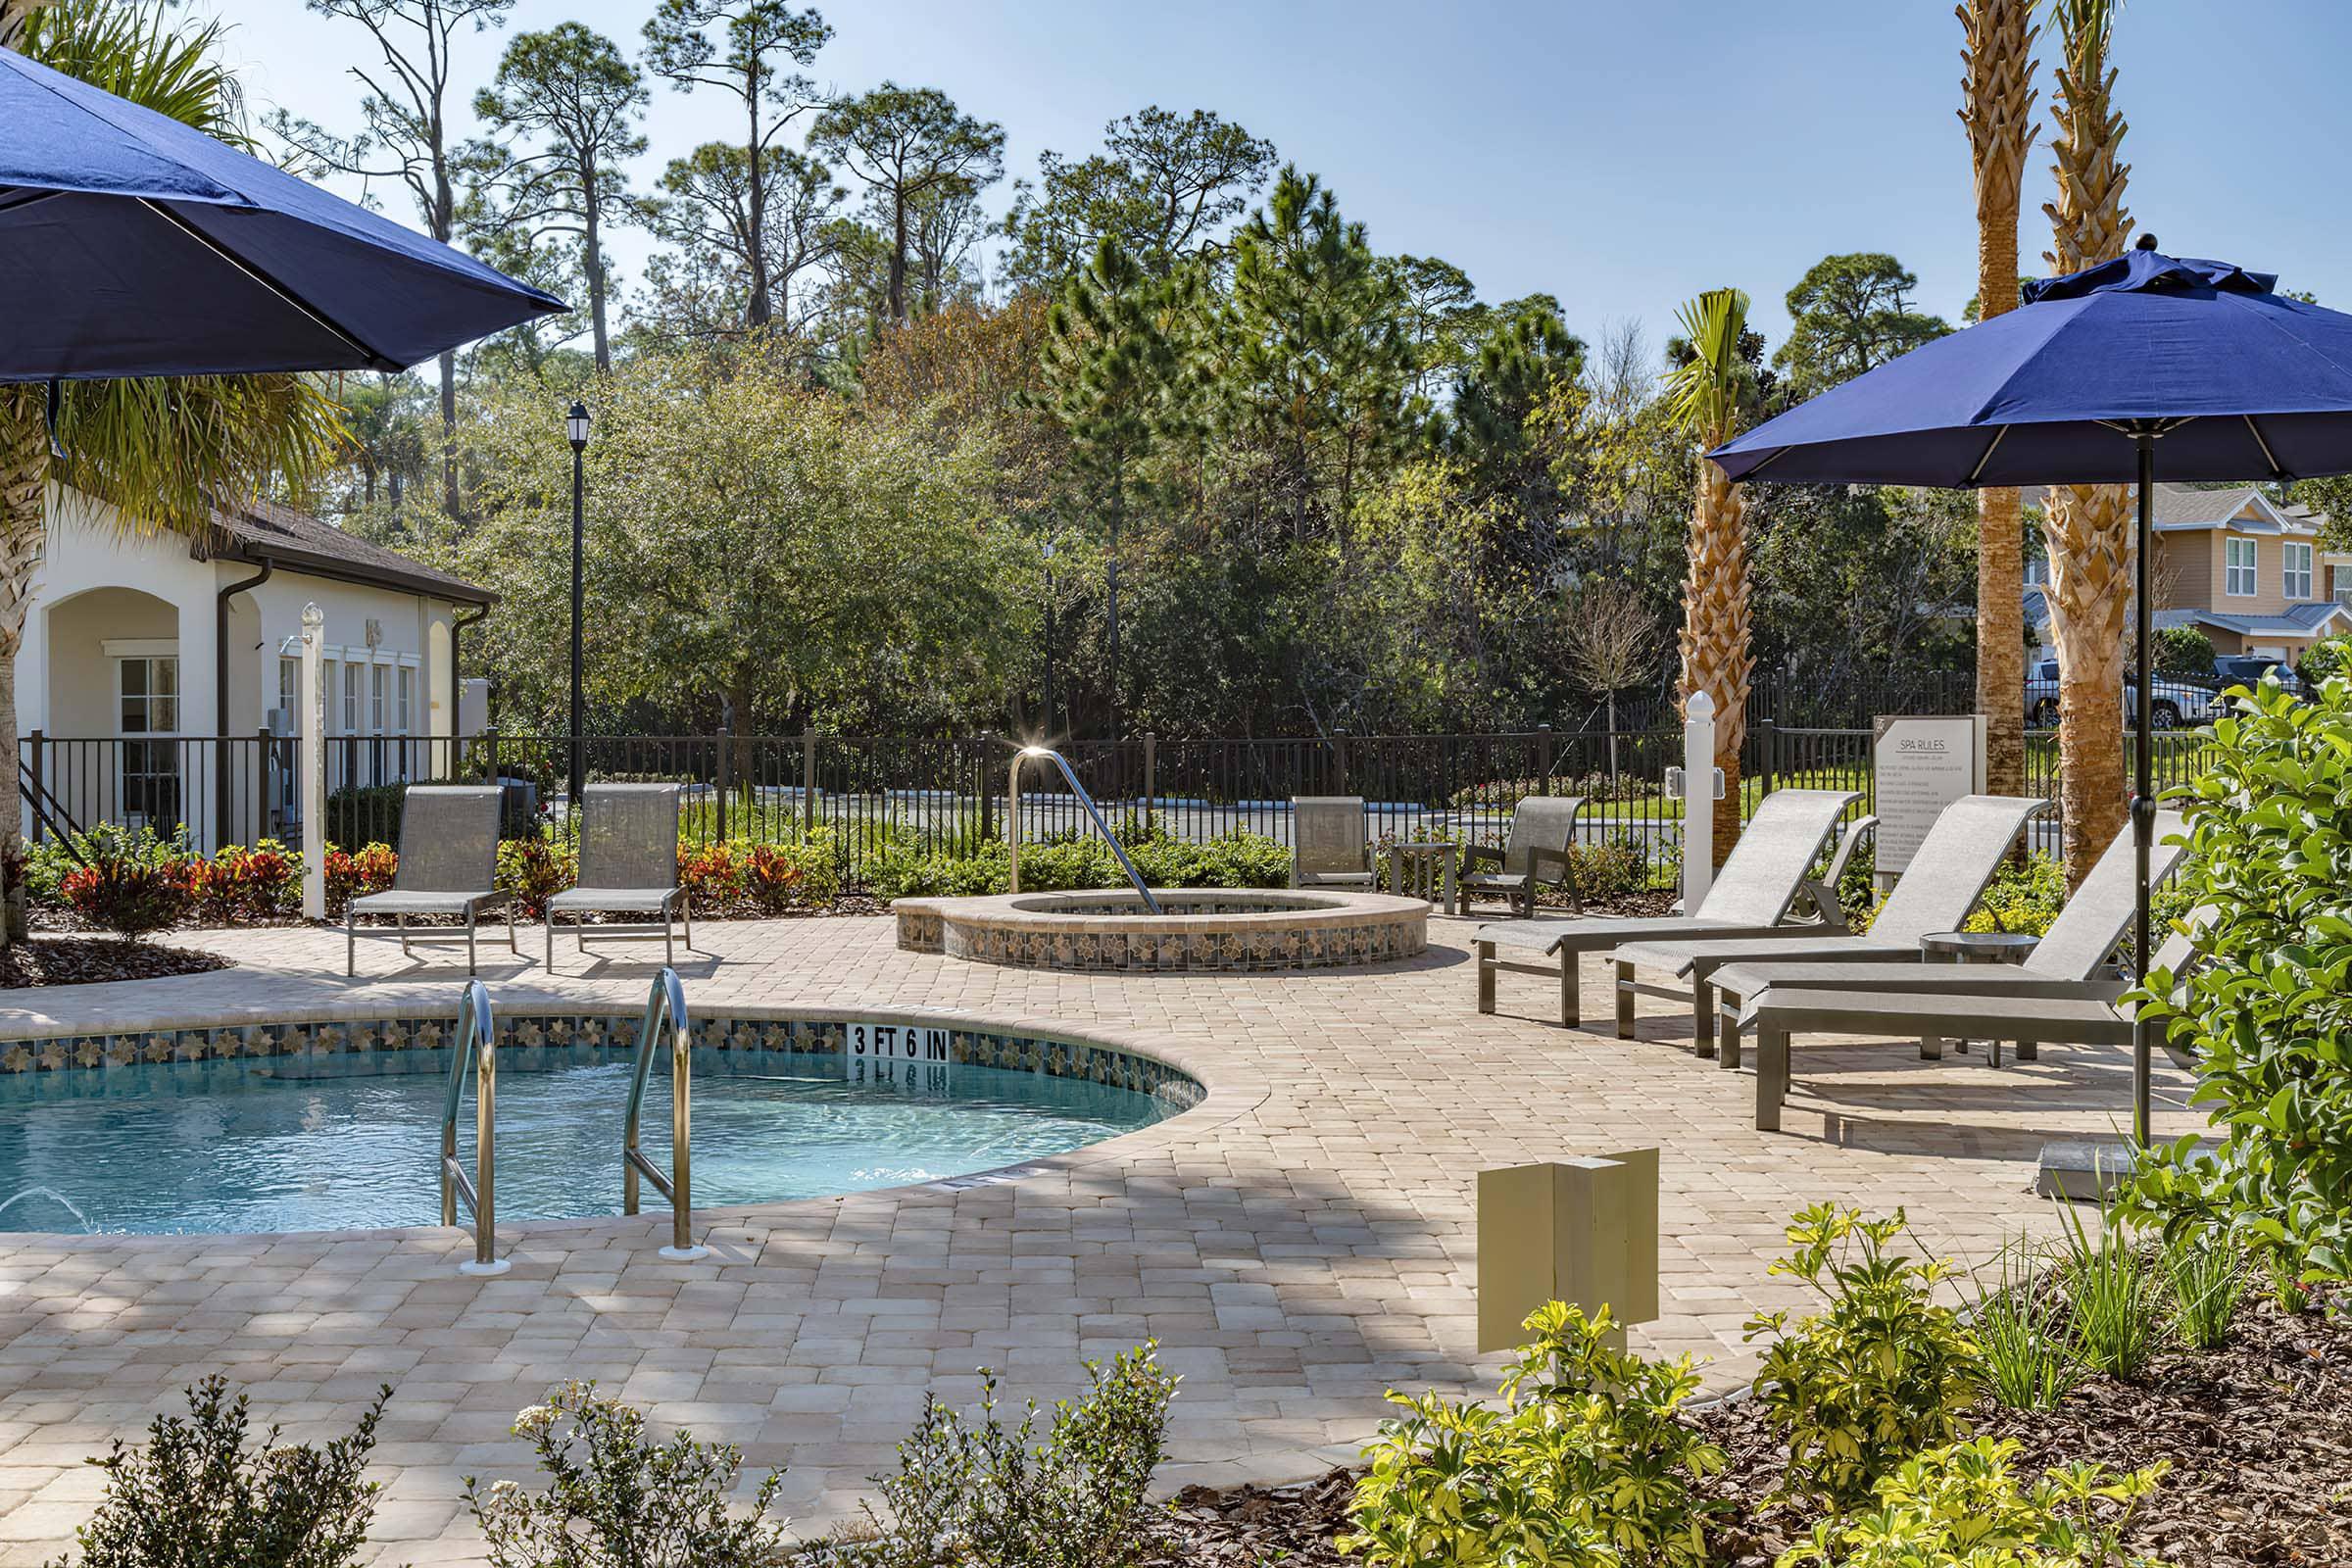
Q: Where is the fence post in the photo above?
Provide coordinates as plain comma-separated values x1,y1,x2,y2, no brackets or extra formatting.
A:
1682,691,1717,911
24,730,40,846
801,725,816,839
1334,731,1349,792
714,721,731,843
978,731,996,842
1143,732,1157,833
1537,723,1553,796
298,605,325,919
1753,717,1777,809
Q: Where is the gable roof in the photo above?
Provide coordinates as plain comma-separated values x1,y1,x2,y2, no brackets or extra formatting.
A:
2155,603,2352,639
2026,482,2330,538
209,497,492,605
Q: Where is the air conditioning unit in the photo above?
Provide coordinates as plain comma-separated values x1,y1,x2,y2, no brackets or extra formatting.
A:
264,707,293,735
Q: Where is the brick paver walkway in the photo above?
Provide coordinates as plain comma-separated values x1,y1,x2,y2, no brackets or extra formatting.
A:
0,915,2198,1563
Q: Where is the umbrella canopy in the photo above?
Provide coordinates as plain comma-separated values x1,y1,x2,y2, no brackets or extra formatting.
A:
0,45,564,381
1704,239,2352,1149
1713,245,2352,486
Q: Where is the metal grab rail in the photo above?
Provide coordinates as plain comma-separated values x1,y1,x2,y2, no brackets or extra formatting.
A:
623,967,710,1260
1006,745,1162,913
439,979,508,1276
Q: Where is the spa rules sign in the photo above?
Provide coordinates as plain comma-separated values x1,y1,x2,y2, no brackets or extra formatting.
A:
1871,714,1986,884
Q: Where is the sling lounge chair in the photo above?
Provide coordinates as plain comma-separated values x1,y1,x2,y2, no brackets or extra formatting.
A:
1738,924,2204,1132
1291,797,1377,890
1474,787,1865,1027
545,783,691,969
345,784,515,976
1703,810,2186,1067
1605,793,2051,1055
1458,795,1588,917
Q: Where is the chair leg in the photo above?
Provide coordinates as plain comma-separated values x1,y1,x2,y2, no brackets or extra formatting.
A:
1614,960,1637,1039
665,896,676,968
1756,1026,1789,1132
397,913,410,957
466,907,477,976
545,914,555,972
1717,990,1743,1069
1692,981,1717,1060
346,912,356,977
2017,1037,2038,1063
507,904,518,955
1476,941,1496,1014
1558,951,1579,1028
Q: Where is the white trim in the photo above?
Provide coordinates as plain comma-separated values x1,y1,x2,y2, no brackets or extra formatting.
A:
100,637,178,659
2283,540,2315,602
2225,536,2259,598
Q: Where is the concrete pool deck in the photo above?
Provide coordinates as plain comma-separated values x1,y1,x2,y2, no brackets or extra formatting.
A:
0,913,2201,1563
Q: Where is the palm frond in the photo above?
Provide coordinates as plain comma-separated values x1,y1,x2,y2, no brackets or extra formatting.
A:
1666,288,1752,448
23,0,248,143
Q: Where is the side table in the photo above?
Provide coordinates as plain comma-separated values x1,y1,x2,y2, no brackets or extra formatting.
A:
1388,841,1458,915
1918,929,2041,1065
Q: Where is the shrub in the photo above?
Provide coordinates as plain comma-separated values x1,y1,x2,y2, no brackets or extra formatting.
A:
467,1382,792,1568
496,836,576,920
57,823,192,940
323,843,398,919
186,841,301,924
1565,833,1655,900
2298,633,2352,685
818,1343,1178,1568
1962,852,2070,937
2121,674,2352,1286
2052,1201,2163,1382
1744,1204,1984,1509
2160,1225,2246,1352
51,1374,387,1568
861,829,1292,904
2152,623,2218,683
1780,1437,2166,1568
741,839,831,913
1341,1301,1725,1568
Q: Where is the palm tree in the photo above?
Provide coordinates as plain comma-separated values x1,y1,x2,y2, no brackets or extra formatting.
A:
1959,0,2039,802
2040,0,2133,887
1667,288,1756,869
0,0,344,939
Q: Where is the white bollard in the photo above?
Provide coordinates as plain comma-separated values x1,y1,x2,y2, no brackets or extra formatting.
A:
299,604,326,921
1682,690,1716,912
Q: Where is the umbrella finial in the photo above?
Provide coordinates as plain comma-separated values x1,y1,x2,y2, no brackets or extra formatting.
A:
2135,233,2159,252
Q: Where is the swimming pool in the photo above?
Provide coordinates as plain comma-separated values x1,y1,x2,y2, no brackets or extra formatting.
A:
0,1013,1200,1237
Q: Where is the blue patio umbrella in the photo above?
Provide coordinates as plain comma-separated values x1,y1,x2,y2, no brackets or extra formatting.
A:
0,45,564,381
1710,236,2352,1143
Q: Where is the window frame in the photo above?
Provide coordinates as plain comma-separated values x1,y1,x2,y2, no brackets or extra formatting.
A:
2283,540,2314,600
2225,536,2259,597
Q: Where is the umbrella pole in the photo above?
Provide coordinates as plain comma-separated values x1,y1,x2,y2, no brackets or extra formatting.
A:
2132,432,2157,1147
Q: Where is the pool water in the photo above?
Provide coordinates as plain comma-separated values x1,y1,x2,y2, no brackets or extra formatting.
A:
0,1049,1174,1236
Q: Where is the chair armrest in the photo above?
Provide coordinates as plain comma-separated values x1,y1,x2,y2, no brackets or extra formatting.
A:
1461,844,1505,872
1526,844,1581,911
1794,878,1850,932
1820,814,1878,887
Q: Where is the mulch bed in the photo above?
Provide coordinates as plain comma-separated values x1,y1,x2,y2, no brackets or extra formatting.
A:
0,936,233,989
1159,1289,2352,1567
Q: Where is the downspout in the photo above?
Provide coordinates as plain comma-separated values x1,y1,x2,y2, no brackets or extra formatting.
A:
215,559,272,850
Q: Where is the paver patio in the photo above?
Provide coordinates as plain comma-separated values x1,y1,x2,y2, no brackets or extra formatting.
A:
0,913,2199,1563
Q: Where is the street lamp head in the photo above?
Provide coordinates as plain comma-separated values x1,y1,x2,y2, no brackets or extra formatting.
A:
565,400,591,451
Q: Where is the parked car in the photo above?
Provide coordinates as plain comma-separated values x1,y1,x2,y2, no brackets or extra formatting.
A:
2207,654,2311,710
2023,660,2210,729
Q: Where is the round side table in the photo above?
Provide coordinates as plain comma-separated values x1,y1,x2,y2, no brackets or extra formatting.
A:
1919,929,2040,1065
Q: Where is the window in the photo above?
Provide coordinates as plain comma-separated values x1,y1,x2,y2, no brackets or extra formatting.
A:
277,656,299,732
118,656,179,825
2226,537,2258,596
397,666,415,734
369,663,388,735
2283,540,2314,600
341,662,361,734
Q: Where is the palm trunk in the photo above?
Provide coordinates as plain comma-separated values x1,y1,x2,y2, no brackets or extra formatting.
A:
1960,0,2039,801
1681,461,1752,869
0,387,50,945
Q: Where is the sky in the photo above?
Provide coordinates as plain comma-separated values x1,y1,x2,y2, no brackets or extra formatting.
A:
203,0,2352,359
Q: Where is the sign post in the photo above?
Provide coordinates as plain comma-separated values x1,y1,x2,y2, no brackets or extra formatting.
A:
1870,714,1987,892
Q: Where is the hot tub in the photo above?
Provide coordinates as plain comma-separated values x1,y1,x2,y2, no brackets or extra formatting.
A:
892,888,1429,972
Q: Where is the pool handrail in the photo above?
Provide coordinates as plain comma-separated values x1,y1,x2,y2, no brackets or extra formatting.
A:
438,979,508,1275
1006,745,1163,914
622,966,710,1259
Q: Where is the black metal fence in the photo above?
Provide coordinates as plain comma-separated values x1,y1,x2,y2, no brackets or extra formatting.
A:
20,720,2226,890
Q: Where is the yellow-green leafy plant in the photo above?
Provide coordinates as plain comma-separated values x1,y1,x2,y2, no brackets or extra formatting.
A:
1744,1205,1984,1509
1341,1301,1727,1568
1779,1437,2164,1568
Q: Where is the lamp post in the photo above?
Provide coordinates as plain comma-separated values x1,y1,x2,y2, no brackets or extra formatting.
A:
1041,539,1056,736
565,401,590,810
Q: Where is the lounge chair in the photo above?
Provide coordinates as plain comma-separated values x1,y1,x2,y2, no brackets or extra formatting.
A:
1458,795,1588,917
1703,810,2187,1067
1291,796,1377,890
544,783,691,969
1738,924,2203,1132
345,784,515,976
1475,788,1866,1027
1604,793,2051,1055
